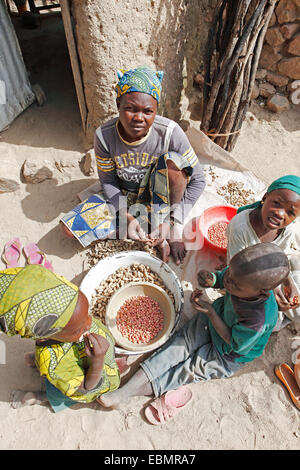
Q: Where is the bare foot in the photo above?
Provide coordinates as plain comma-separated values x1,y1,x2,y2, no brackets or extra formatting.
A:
10,390,47,409
98,368,153,409
97,390,125,409
169,241,186,265
157,239,170,263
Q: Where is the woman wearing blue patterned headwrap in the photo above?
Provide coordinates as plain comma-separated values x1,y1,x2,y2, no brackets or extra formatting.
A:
226,174,300,329
115,67,164,104
60,66,206,265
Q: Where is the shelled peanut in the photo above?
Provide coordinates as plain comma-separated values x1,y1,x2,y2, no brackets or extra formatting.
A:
117,295,164,344
207,222,228,249
90,263,175,323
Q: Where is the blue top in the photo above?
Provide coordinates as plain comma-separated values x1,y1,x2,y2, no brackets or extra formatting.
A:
208,268,278,363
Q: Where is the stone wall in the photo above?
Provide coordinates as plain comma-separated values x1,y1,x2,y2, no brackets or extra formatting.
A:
70,0,217,144
253,0,300,112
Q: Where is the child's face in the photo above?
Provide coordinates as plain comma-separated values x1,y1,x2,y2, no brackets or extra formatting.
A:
117,92,157,142
47,291,92,343
261,189,300,231
223,267,261,299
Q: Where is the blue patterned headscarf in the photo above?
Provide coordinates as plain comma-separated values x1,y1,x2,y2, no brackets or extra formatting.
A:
237,175,300,214
114,66,164,103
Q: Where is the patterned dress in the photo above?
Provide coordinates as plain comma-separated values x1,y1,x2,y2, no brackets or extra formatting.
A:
35,317,120,403
60,116,205,247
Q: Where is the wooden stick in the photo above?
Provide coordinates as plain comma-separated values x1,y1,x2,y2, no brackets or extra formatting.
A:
214,3,267,145
202,0,253,131
227,0,277,150
201,0,277,150
60,0,87,133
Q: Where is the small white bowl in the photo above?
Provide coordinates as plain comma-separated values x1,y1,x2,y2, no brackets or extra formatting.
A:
105,281,176,353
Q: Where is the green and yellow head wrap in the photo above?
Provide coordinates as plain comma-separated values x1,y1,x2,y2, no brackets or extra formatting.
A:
0,265,78,339
114,66,164,103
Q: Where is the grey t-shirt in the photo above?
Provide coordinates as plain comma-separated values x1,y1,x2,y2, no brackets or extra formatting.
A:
94,115,205,222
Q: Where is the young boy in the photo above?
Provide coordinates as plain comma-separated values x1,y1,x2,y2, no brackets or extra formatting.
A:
0,264,120,411
99,243,289,424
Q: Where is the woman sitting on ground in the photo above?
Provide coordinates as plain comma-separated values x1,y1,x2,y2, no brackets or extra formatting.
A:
60,66,206,265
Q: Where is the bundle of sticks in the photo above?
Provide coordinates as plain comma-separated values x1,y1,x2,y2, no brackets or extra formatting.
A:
201,0,277,151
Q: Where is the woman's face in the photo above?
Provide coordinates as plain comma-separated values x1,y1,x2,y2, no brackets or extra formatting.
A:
261,189,300,231
117,92,157,142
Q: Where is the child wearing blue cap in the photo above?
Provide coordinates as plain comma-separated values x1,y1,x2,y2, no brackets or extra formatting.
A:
226,175,300,328
60,66,206,265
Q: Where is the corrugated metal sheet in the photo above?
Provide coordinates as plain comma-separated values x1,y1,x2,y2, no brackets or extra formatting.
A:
0,1,35,131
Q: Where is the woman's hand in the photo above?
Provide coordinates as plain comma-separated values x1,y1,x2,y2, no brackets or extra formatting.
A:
126,213,149,242
190,289,214,316
149,222,171,247
197,270,216,288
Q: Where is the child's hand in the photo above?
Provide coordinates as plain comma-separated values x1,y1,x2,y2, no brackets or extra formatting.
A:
190,289,214,315
84,333,109,364
197,270,216,288
274,286,290,311
83,333,110,391
282,280,300,309
274,280,300,310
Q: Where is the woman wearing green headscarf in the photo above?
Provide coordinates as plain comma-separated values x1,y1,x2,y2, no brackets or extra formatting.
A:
226,175,300,329
0,265,120,411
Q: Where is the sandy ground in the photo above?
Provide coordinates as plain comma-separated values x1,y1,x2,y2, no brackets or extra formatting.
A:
0,13,300,451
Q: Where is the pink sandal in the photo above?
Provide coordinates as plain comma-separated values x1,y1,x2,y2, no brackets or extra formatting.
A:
23,242,53,271
144,385,192,425
2,238,22,268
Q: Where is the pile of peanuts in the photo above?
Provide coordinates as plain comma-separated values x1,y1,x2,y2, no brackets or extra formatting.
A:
90,263,175,324
116,295,164,344
216,180,255,207
87,239,159,266
207,222,228,249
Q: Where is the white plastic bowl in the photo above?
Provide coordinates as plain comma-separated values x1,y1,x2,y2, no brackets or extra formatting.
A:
80,251,184,355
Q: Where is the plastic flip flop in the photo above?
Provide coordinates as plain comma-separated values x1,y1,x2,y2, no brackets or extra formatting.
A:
275,363,300,411
23,242,53,271
144,385,193,425
2,238,22,268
